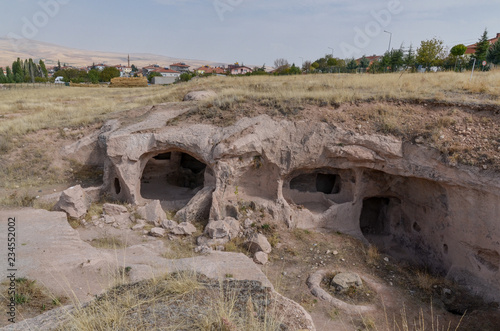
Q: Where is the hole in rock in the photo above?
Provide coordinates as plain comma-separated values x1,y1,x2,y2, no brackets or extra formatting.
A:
290,173,341,194
283,170,352,214
443,244,448,254
114,178,121,195
360,197,402,254
154,152,171,160
140,151,214,210
474,248,500,272
413,222,421,232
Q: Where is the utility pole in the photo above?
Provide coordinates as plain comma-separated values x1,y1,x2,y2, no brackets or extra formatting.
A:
384,30,392,52
328,47,334,57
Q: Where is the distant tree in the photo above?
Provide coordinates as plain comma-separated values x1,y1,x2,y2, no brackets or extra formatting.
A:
302,60,312,72
389,48,404,72
417,38,445,69
327,57,338,67
88,69,100,84
100,66,120,82
487,39,500,65
131,64,138,72
346,58,358,71
39,60,48,78
449,44,467,71
311,62,319,70
6,66,14,83
273,58,290,74
288,63,302,75
359,56,370,69
147,71,162,82
404,44,416,71
274,58,289,69
54,68,82,83
472,29,490,65
56,60,61,72
450,44,467,57
0,68,6,83
178,72,195,82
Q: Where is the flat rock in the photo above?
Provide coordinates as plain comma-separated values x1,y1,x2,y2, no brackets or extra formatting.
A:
0,209,115,303
183,90,217,101
149,227,166,237
103,203,128,216
331,272,363,291
254,251,269,265
205,217,240,239
245,233,272,254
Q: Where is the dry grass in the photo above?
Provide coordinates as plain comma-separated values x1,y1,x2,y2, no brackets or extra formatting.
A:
89,237,128,249
415,270,445,293
0,278,67,323
366,245,381,265
1,71,498,144
59,271,284,331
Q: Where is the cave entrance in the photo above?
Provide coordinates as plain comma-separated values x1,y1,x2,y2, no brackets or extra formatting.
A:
283,170,348,214
360,197,401,252
140,151,212,209
290,173,341,194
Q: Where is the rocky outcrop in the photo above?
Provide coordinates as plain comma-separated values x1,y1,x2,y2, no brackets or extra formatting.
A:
183,90,217,101
332,272,363,291
53,185,89,219
137,200,166,226
64,103,500,303
245,233,272,254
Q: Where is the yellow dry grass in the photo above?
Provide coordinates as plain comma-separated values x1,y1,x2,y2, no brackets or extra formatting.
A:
1,71,498,142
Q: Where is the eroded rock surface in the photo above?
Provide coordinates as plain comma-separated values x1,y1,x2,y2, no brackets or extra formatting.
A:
65,103,500,302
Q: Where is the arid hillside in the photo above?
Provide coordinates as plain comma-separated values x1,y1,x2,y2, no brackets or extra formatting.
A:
0,37,223,68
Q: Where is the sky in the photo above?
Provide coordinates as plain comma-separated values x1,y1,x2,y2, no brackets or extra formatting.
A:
2,0,499,66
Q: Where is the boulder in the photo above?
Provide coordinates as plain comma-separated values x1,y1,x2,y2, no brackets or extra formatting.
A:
183,90,217,101
137,200,166,226
174,222,197,235
103,203,128,216
162,219,178,231
149,227,166,238
254,251,269,265
104,215,115,224
175,186,214,223
205,217,240,239
53,185,89,219
331,272,363,291
244,233,272,254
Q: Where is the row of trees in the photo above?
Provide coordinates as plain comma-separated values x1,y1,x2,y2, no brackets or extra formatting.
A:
270,29,500,75
53,66,121,83
0,58,49,83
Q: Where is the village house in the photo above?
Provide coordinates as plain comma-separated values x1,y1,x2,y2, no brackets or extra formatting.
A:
93,63,107,71
194,65,226,75
152,68,181,78
465,33,500,54
142,65,161,77
170,62,190,73
228,64,253,75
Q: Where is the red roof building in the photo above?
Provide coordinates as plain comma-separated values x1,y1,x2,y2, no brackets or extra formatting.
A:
465,33,500,55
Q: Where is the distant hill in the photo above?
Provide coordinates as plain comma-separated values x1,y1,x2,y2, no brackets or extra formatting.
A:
0,37,225,69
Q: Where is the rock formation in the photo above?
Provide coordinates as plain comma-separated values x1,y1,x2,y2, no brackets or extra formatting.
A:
64,101,500,303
